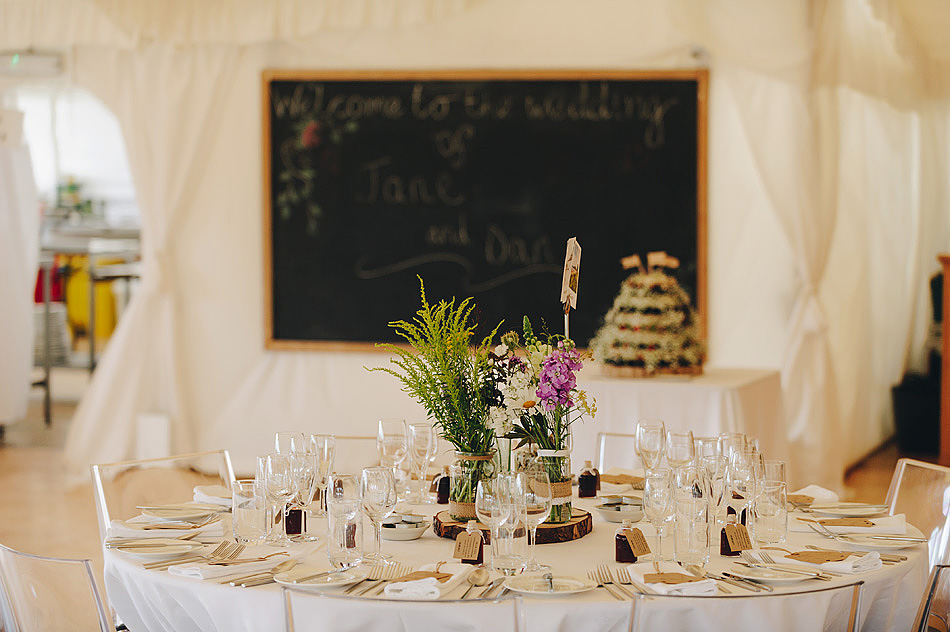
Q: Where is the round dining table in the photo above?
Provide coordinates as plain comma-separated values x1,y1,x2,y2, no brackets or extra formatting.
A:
104,492,930,632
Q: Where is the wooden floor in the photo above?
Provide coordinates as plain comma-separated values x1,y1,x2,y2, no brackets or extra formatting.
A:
0,368,937,601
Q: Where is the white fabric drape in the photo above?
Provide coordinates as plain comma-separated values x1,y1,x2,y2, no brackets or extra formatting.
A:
64,46,239,468
8,0,938,484
0,109,38,424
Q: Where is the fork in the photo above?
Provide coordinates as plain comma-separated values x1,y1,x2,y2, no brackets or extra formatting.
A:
597,565,634,598
209,551,289,566
343,564,391,595
615,566,655,595
804,544,903,563
738,551,829,580
361,563,412,596
142,541,239,570
588,570,625,600
759,550,839,576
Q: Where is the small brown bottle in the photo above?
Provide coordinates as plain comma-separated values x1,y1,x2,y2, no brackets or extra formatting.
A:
462,520,484,565
578,460,597,498
285,507,304,536
615,519,638,563
720,515,741,557
435,466,451,504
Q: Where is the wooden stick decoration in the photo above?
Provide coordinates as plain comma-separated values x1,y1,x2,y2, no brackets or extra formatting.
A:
560,237,581,340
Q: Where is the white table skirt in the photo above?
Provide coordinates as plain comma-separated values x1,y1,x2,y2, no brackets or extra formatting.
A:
572,367,789,475
105,495,928,632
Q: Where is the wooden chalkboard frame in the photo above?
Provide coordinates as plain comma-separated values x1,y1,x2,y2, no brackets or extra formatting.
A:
262,69,708,352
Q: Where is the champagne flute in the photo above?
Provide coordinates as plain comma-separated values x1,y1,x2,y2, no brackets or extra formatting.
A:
519,461,552,572
310,434,335,517
642,467,674,562
666,430,695,470
289,448,318,541
408,423,437,504
377,419,408,497
636,419,666,473
360,466,397,565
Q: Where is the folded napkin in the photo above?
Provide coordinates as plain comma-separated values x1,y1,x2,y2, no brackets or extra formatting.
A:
383,563,472,600
791,485,839,504
194,485,232,508
791,514,906,535
167,553,293,580
779,551,882,574
107,517,225,540
627,563,717,596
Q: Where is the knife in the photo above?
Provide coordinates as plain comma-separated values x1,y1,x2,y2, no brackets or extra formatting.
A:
478,578,506,599
720,572,773,592
838,534,927,542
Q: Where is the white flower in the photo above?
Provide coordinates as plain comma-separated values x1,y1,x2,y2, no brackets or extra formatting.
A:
489,407,513,436
494,343,509,356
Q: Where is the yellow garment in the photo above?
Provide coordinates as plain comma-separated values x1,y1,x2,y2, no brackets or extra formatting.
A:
64,255,117,340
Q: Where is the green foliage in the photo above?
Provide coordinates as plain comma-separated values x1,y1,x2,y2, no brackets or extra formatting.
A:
371,278,501,454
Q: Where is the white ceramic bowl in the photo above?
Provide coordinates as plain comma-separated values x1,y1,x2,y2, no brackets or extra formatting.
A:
594,503,644,523
380,521,430,541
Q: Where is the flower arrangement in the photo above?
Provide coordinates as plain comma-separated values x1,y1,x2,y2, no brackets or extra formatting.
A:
488,318,596,522
372,279,501,519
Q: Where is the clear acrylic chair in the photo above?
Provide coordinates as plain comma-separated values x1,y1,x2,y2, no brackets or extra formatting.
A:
0,542,111,631
90,449,235,542
914,565,950,632
885,458,950,567
595,431,639,473
628,580,864,632
283,587,524,632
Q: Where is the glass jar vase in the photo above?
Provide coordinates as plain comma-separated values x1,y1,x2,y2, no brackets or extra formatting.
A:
536,449,572,523
449,451,496,522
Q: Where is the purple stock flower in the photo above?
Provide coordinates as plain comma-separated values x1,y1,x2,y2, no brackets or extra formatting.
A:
535,346,582,410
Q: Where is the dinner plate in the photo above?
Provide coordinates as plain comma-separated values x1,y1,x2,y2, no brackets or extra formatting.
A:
194,485,232,500
274,566,369,590
380,522,430,541
808,503,889,518
503,575,596,596
141,506,219,522
114,539,205,560
728,564,817,584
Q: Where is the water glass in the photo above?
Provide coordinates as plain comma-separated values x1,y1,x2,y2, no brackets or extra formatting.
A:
674,497,709,567
636,419,666,472
327,474,363,568
754,481,788,543
232,480,266,544
764,459,786,484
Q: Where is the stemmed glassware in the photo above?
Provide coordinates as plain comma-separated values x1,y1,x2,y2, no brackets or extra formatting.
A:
274,431,305,455
636,419,666,473
289,447,318,541
377,419,408,498
326,473,362,569
258,453,294,545
642,467,674,562
475,477,511,567
310,434,335,517
360,466,397,565
408,423,438,504
666,430,695,470
519,461,552,572
726,448,757,528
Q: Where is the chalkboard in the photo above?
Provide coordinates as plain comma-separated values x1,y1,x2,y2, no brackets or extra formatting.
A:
263,70,707,350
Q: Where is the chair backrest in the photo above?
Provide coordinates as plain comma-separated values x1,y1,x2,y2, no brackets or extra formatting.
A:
331,436,379,475
90,449,235,542
595,431,639,473
0,542,111,632
628,580,863,632
914,565,950,632
283,587,523,632
885,458,950,567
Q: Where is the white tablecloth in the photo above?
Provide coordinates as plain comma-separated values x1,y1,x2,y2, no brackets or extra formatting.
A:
105,495,928,632
572,367,789,475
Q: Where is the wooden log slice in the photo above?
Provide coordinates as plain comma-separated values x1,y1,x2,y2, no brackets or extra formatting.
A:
433,509,593,544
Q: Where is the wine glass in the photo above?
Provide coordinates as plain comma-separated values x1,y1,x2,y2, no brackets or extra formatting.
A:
377,419,408,497
258,453,294,545
519,461,552,572
636,419,666,473
289,448,318,541
274,431,305,455
718,432,747,461
408,423,437,503
475,477,511,567
310,434,335,517
360,466,397,565
727,448,756,527
642,467,674,562
666,430,695,470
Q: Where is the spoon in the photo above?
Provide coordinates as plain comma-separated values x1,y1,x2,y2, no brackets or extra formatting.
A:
459,567,490,599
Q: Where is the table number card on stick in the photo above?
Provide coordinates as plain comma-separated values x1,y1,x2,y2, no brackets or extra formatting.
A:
560,237,581,339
